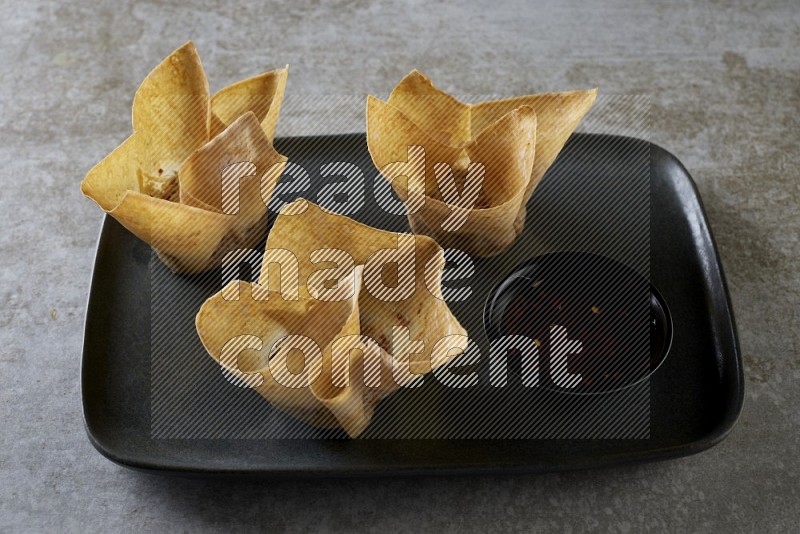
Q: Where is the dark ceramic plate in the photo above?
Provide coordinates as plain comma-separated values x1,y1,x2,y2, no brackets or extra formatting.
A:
81,133,743,476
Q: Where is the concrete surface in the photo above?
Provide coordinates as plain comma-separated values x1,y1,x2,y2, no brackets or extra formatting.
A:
1,0,798,531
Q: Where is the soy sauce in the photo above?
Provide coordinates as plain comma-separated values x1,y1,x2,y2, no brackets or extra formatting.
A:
484,252,672,394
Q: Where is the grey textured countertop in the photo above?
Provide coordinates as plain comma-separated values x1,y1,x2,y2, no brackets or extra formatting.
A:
1,0,798,531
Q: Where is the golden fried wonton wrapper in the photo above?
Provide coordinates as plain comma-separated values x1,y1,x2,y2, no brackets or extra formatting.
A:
195,201,468,437
367,70,597,257
81,41,288,273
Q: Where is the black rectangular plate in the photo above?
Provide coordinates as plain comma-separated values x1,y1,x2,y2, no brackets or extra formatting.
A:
81,133,743,476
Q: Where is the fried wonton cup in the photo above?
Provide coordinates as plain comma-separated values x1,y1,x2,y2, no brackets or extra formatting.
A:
196,201,468,437
81,41,288,273
367,70,597,257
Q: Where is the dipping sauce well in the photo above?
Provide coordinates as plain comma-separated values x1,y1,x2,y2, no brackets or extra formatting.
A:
484,251,672,394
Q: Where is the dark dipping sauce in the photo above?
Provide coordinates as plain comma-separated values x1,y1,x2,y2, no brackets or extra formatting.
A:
484,251,672,394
